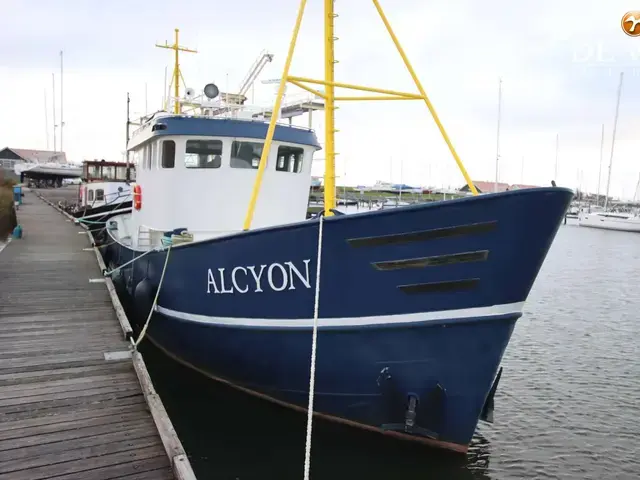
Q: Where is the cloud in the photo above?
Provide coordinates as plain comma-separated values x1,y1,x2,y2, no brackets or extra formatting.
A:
1,0,639,198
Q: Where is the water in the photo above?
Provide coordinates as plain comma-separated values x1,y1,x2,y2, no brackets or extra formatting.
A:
139,222,640,479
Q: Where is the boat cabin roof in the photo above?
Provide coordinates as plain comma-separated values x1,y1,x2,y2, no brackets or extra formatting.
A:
128,115,321,151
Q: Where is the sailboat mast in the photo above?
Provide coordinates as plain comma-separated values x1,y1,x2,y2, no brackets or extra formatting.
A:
44,89,49,150
52,73,57,152
323,0,337,215
554,133,559,182
60,50,64,153
604,72,624,212
596,123,604,206
494,78,502,193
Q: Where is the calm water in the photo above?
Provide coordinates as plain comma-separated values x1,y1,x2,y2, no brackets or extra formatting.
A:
139,221,640,480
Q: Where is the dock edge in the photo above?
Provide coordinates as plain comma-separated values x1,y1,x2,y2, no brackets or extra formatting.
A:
34,191,198,480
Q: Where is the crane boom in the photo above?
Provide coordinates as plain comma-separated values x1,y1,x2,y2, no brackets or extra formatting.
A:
238,50,274,96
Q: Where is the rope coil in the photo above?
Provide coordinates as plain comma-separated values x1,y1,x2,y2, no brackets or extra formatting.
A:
303,214,325,480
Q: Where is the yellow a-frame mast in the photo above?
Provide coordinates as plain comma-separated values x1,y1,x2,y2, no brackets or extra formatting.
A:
242,0,478,230
156,28,197,114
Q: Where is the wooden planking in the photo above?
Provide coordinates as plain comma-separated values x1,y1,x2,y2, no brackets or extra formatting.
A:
0,191,180,479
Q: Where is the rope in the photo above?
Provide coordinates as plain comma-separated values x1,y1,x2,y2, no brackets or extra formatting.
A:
134,244,172,348
103,246,163,276
76,195,130,222
303,214,324,480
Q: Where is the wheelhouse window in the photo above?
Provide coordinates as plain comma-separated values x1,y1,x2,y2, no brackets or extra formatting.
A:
96,189,105,201
88,190,94,202
276,146,304,173
185,140,222,169
230,141,264,169
144,143,156,169
132,150,141,169
161,140,176,168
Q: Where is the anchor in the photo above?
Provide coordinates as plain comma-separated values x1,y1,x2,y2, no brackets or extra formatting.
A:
377,367,445,439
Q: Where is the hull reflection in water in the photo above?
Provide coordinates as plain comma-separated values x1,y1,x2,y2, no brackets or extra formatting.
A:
102,187,572,452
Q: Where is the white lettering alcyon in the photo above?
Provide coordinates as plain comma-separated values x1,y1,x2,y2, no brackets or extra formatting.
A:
207,260,312,294
231,266,248,293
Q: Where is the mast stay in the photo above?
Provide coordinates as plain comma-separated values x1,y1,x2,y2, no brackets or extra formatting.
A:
242,0,479,230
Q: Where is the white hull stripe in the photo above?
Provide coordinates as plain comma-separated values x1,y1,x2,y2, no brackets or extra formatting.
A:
155,302,525,328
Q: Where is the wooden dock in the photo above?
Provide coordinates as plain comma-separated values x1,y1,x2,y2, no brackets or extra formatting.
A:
0,189,196,479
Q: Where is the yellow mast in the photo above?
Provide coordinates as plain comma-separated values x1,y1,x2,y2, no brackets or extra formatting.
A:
323,0,337,214
242,0,478,230
156,28,197,114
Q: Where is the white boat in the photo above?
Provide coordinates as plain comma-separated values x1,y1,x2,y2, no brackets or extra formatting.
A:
578,210,640,232
578,72,640,233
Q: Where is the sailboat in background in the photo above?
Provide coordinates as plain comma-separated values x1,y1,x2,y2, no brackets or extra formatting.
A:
579,72,640,233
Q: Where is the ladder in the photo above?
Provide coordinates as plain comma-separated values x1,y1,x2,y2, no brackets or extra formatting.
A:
137,225,152,249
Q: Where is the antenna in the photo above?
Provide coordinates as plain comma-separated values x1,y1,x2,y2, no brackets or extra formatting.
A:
126,92,131,183
155,28,197,114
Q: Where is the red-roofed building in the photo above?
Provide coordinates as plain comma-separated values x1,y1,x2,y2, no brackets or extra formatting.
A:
459,181,543,194
459,181,511,194
509,183,541,190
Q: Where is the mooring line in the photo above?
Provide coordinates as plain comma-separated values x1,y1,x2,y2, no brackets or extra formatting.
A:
303,213,324,480
135,244,172,348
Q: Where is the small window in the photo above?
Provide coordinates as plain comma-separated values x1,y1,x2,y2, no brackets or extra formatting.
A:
162,140,176,168
185,140,222,169
88,190,94,202
276,146,304,173
144,144,155,170
230,141,264,169
96,189,105,201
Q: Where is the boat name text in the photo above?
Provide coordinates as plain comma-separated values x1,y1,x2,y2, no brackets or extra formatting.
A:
207,260,312,294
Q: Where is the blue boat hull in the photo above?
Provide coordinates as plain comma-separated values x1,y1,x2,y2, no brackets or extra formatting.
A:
102,187,572,451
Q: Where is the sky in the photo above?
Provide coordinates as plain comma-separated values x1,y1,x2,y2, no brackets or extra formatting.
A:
1,0,640,198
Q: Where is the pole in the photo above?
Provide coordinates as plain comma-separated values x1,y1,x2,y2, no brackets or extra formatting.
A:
52,73,57,152
60,50,64,153
494,78,502,192
145,82,148,116
604,72,624,212
156,28,197,115
596,123,604,206
44,89,49,150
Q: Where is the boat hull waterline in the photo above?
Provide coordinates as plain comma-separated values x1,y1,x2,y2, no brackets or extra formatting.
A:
103,187,573,452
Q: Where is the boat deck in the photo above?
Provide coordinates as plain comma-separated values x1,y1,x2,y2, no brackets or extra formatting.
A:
0,190,193,479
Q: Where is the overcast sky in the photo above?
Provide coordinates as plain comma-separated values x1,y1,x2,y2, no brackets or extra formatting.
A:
2,0,640,198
